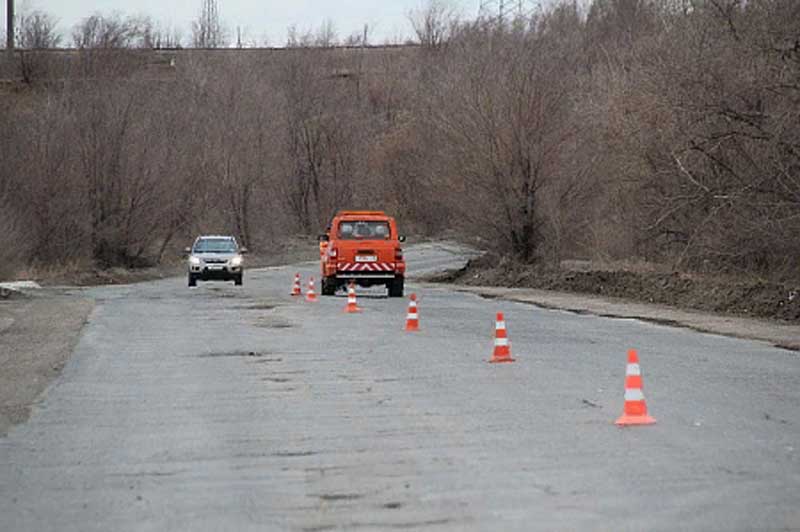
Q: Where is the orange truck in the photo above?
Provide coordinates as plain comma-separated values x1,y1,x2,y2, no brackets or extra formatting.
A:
319,211,406,297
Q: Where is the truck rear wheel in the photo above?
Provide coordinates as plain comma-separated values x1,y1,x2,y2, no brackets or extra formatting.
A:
321,277,337,296
388,277,404,298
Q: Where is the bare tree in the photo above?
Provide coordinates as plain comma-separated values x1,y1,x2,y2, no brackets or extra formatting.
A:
277,44,369,231
286,21,340,49
286,25,311,48
9,9,62,83
421,9,584,262
16,10,61,49
409,0,460,50
192,0,226,48
147,22,183,49
72,13,149,48
315,19,338,48
344,24,371,47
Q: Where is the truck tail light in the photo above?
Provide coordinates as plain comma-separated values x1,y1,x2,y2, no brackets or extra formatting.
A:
395,248,403,261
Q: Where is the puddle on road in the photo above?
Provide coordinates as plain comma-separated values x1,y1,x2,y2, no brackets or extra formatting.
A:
235,301,281,311
206,291,247,300
302,526,337,532
347,518,454,529
314,493,364,502
304,465,350,475
273,450,318,457
196,351,274,359
381,502,404,510
112,469,189,478
581,399,601,409
252,316,294,328
764,412,790,425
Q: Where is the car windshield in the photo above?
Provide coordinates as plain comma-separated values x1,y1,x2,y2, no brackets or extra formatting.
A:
194,239,237,253
338,221,391,240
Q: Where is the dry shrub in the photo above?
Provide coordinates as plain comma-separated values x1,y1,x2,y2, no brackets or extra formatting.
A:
0,201,30,281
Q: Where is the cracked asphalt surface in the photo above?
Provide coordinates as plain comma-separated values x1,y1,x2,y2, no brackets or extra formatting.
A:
1,243,799,531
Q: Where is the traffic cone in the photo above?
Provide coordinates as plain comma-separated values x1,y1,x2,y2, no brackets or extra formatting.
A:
291,273,302,296
489,312,515,363
305,277,318,303
344,282,361,313
615,349,656,426
405,294,419,332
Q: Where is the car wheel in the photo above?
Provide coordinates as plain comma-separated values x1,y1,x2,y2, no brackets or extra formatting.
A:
234,275,243,286
188,274,197,287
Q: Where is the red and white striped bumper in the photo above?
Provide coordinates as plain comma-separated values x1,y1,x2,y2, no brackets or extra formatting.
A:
337,262,397,278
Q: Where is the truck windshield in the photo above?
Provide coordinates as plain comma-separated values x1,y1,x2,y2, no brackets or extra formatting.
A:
194,239,237,253
338,221,391,240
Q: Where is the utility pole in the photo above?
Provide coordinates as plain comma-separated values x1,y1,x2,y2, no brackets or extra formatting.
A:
6,0,14,50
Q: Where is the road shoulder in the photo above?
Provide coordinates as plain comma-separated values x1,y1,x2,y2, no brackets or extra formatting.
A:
0,293,94,436
423,282,800,351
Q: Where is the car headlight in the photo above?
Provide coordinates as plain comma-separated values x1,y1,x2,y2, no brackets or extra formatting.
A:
230,256,243,267
189,256,201,266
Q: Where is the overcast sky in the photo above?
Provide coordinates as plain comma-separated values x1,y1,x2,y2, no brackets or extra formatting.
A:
6,0,480,47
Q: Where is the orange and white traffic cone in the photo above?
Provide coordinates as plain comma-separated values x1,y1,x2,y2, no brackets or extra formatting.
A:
405,294,419,332
344,282,361,313
489,312,515,363
305,277,318,303
615,349,656,426
291,273,302,296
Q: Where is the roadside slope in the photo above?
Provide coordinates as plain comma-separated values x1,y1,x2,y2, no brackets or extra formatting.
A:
0,293,94,435
423,283,800,351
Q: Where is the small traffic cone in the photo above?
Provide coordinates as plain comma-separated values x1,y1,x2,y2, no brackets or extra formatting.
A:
291,273,302,296
405,294,419,332
305,277,318,303
344,282,361,313
615,349,656,426
489,312,515,363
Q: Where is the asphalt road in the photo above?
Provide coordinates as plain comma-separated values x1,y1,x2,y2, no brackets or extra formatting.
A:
1,243,798,531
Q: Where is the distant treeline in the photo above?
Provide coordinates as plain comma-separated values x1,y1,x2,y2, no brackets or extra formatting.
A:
1,0,798,280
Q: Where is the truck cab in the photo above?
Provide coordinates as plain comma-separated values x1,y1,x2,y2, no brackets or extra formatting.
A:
320,211,406,297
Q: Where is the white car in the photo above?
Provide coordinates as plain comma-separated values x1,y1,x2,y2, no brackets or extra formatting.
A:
185,236,246,287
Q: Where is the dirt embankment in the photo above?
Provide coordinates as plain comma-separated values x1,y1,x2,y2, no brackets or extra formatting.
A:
0,292,94,436
433,254,800,323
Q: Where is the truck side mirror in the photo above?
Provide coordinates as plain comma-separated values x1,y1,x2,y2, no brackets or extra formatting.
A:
240,247,248,254
184,247,191,254
398,236,406,243
319,234,330,242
